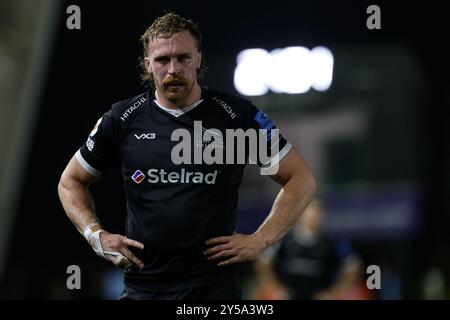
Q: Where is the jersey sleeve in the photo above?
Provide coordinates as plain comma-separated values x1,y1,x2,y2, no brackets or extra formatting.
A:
246,104,292,175
76,109,117,177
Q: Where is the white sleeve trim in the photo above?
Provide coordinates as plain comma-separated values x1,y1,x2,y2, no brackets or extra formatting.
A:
260,142,293,175
75,150,102,177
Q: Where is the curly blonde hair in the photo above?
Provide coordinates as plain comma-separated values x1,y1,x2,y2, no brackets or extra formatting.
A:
139,12,206,87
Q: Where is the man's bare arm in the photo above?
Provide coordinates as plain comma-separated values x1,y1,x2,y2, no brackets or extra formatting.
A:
58,154,144,268
58,155,100,234
204,148,316,266
254,148,316,247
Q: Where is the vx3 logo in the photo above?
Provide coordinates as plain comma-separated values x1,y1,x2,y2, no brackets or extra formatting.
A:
134,133,156,140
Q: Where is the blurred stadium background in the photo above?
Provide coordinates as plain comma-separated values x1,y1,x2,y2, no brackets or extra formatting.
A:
0,0,448,299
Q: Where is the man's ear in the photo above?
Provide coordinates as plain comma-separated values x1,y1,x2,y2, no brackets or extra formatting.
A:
144,57,152,73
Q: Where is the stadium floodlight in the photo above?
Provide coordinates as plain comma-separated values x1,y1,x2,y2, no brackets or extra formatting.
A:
310,46,334,91
233,49,271,96
269,46,312,94
234,46,334,96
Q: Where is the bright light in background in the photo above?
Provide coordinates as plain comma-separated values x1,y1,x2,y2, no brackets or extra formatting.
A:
310,46,334,91
269,46,312,94
234,46,334,96
233,49,271,96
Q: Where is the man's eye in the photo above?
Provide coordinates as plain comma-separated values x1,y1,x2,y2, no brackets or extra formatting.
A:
156,57,169,63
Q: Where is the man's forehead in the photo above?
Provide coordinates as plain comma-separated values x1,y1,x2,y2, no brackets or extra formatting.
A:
149,31,197,53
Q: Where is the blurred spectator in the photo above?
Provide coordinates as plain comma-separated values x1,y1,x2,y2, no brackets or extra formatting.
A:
422,267,446,300
252,198,371,300
376,258,402,300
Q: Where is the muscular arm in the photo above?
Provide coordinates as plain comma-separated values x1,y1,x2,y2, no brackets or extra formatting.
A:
204,148,316,266
58,154,144,268
58,155,101,234
254,148,316,247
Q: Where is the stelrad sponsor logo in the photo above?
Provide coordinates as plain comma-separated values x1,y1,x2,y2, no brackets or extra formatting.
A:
132,168,219,185
131,170,145,184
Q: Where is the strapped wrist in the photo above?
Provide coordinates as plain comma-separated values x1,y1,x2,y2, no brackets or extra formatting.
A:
82,222,103,241
81,223,132,268
83,223,106,258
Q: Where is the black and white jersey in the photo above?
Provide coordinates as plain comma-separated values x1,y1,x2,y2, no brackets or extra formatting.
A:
77,87,292,291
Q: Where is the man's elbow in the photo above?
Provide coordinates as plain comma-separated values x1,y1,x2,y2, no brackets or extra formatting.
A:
57,171,70,197
306,170,317,199
299,167,316,204
58,168,81,196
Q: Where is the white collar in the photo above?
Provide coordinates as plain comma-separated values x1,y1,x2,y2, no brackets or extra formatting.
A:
153,99,203,117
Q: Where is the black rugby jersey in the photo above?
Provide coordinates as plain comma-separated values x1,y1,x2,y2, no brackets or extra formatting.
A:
76,87,292,291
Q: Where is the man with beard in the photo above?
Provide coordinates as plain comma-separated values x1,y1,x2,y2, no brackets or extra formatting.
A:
58,12,316,300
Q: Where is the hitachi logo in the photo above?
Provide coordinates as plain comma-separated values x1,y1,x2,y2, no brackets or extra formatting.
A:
212,97,236,119
120,97,146,121
147,168,219,184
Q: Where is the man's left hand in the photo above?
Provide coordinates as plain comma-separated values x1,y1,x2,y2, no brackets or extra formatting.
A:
204,233,266,266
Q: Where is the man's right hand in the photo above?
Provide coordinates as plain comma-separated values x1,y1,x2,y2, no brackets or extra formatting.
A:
91,231,145,269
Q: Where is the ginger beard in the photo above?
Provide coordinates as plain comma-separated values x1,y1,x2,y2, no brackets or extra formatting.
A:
159,74,193,102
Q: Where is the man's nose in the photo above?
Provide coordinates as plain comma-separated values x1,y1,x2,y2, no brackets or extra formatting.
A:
168,59,182,75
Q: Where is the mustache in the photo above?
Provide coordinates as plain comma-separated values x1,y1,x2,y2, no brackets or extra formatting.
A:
163,76,187,86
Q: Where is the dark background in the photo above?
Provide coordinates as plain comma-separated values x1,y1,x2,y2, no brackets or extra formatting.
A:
0,0,448,299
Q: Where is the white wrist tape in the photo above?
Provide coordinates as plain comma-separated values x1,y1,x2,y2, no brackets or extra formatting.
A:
82,223,132,268
83,222,100,241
